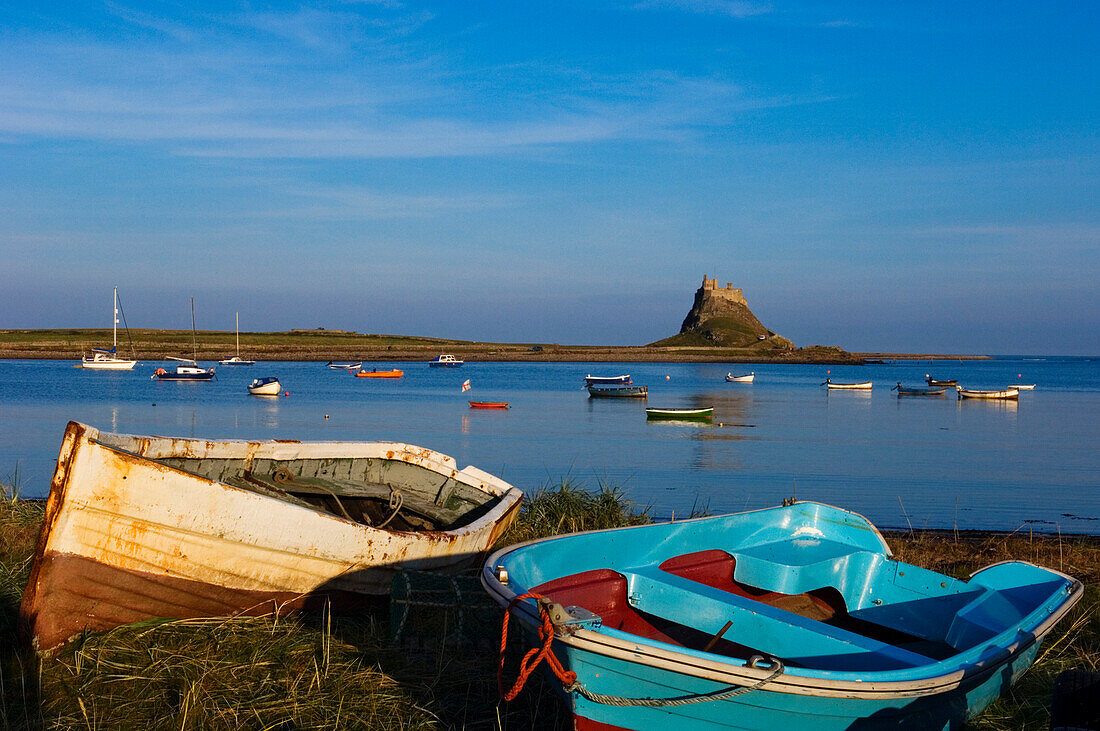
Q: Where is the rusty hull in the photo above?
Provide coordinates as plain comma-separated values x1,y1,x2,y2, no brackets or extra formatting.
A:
20,421,522,652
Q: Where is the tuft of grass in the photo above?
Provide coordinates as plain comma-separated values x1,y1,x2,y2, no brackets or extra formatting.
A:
37,613,436,730
499,479,651,545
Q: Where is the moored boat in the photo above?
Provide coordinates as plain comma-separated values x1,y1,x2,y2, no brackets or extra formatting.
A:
646,407,713,420
429,354,464,367
483,502,1082,731
725,372,754,383
585,375,632,386
219,313,256,365
469,401,510,409
327,361,362,370
81,287,137,370
891,382,947,397
956,386,1020,400
247,376,282,395
926,375,958,387
20,421,523,653
1010,384,1036,390
587,384,648,399
152,358,216,381
822,379,872,390
355,368,404,379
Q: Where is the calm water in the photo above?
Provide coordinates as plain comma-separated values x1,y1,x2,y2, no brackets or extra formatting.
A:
1,358,1097,534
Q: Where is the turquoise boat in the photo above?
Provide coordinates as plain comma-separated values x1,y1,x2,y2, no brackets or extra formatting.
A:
482,502,1081,731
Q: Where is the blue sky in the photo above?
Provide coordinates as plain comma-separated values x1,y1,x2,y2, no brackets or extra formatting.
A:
1,1,1096,354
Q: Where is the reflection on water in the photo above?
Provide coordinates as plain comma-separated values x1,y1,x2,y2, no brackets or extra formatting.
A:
1,358,1097,533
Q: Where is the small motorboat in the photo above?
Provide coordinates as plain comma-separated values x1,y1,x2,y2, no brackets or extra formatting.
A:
725,372,754,383
355,368,404,379
891,382,947,397
822,379,872,390
956,386,1020,400
646,407,713,420
21,421,523,652
429,354,464,368
587,384,648,399
327,361,362,370
469,401,510,409
926,375,958,387
152,358,215,381
247,376,282,395
483,502,1082,731
585,375,632,386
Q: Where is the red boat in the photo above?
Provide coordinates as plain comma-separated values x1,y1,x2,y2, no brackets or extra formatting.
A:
469,401,509,409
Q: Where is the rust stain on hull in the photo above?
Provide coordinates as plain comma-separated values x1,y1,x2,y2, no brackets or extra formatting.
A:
20,421,523,653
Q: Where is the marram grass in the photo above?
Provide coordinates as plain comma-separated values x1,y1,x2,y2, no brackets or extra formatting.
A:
2,483,1099,730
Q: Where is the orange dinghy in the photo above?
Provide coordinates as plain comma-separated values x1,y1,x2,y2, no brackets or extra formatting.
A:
469,401,509,409
355,369,404,378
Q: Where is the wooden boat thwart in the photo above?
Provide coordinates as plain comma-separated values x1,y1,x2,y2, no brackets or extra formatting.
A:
956,386,1020,400
822,379,872,390
21,421,522,652
483,502,1081,730
587,384,648,398
355,369,404,379
469,401,509,409
725,372,754,383
646,407,713,420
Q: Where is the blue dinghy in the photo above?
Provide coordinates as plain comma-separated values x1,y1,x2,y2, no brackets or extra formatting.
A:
482,502,1081,731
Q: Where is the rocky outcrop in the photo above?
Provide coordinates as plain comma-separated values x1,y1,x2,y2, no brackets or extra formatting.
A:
650,276,793,349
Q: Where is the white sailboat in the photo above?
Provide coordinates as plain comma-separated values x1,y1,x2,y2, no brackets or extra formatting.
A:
219,312,256,365
81,287,137,370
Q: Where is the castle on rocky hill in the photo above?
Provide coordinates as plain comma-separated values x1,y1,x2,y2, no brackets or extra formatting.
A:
647,275,793,349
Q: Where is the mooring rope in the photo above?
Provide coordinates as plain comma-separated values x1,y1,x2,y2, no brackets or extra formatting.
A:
498,592,785,706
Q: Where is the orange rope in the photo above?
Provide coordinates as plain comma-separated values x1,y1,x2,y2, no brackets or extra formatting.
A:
498,592,577,701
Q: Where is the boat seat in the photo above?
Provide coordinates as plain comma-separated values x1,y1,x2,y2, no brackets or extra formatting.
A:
659,550,843,622
626,567,937,671
531,569,764,659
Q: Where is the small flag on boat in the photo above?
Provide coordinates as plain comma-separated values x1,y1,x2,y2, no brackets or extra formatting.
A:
461,379,471,392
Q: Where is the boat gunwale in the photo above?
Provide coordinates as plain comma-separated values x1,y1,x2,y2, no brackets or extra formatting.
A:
480,503,1083,699
83,421,522,517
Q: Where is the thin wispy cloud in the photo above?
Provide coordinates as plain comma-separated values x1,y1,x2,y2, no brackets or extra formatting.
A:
633,0,772,18
0,6,783,160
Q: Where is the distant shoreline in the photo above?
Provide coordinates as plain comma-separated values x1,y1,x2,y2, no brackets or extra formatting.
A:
0,328,992,365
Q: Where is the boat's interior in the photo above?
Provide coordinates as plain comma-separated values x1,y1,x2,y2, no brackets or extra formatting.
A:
99,443,503,531
531,547,1062,672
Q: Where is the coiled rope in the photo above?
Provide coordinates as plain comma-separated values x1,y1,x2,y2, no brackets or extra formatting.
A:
498,592,785,707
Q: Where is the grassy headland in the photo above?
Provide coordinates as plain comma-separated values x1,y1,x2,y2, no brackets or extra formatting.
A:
0,328,989,364
3,482,1091,729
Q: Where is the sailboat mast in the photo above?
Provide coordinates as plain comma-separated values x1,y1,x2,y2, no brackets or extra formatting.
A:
191,298,197,361
112,286,119,350
236,312,240,356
